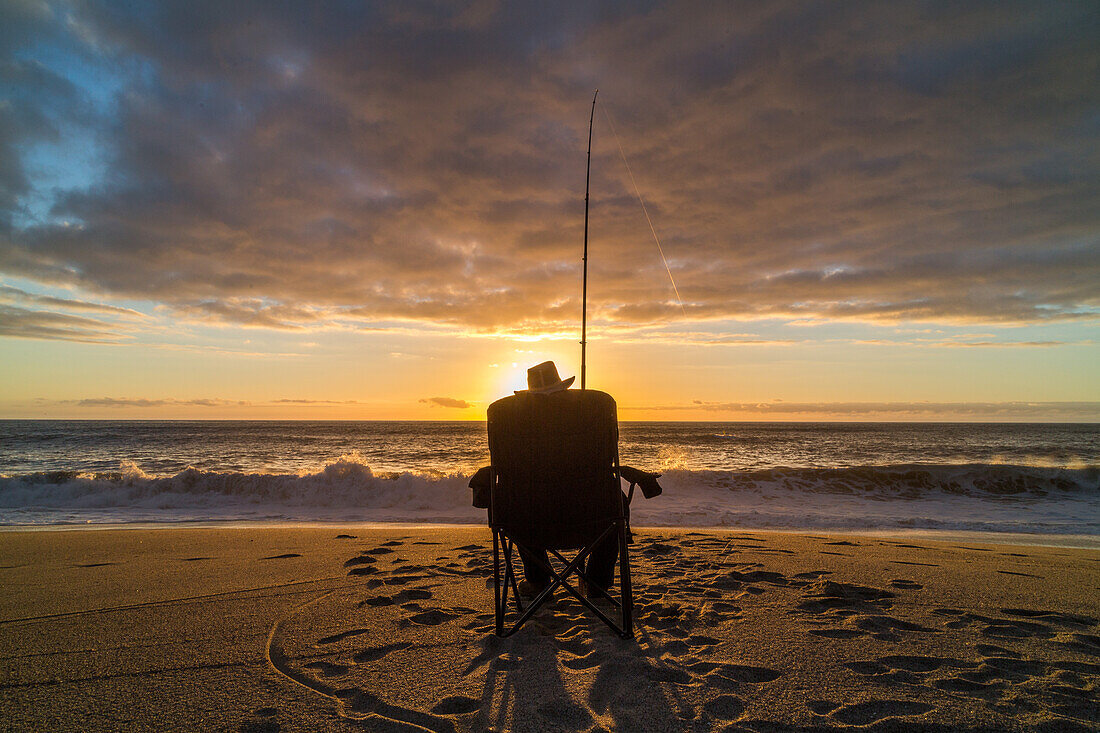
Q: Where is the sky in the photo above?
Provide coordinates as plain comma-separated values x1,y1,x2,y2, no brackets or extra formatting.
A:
1,0,1098,421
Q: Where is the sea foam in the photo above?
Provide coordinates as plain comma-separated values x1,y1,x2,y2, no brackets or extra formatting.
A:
1,459,1096,534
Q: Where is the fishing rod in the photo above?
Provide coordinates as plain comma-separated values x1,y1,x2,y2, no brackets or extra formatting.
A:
580,90,681,391
581,89,597,390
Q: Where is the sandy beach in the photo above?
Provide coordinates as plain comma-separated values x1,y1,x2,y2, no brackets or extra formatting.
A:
1,526,1097,732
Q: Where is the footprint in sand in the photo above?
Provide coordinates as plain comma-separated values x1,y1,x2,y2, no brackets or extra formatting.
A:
708,663,782,687
561,651,602,670
688,634,721,647
855,615,938,640
996,569,1041,578
728,569,787,585
392,588,433,601
890,579,923,589
702,602,742,624
1055,633,1100,656
881,656,955,673
642,542,679,556
1001,608,1097,627
305,660,348,678
430,696,479,715
798,580,896,614
831,700,932,725
317,628,371,644
932,608,973,629
353,642,413,663
404,609,461,626
981,617,1055,640
238,712,280,733
702,694,744,720
964,655,1047,685
74,562,115,567
262,553,301,560
383,573,430,586
640,662,693,684
845,660,889,675
933,676,999,694
809,628,864,639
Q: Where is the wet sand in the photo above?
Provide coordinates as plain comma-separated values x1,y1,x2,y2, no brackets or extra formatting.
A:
1,526,1098,732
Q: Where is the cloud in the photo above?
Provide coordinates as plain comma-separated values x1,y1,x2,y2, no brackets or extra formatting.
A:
67,397,251,407
0,303,129,343
420,396,473,409
41,397,356,408
0,285,146,317
632,400,1100,420
934,340,1070,348
271,398,361,404
0,1,1097,336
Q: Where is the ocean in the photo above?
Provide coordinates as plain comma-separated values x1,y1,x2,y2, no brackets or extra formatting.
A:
1,421,1098,540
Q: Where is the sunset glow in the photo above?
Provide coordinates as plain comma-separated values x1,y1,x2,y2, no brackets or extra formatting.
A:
2,2,1098,420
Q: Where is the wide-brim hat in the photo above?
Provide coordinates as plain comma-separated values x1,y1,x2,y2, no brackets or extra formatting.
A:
516,360,576,394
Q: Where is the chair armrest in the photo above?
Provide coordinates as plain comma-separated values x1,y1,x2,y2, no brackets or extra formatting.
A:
469,465,491,508
619,465,663,499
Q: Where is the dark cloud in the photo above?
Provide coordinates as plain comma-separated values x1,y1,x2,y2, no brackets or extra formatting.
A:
420,396,473,409
1,1,1097,333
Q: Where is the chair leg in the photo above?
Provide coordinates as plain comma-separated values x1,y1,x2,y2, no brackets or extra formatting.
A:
492,529,503,636
618,519,634,639
503,537,523,613
492,526,635,639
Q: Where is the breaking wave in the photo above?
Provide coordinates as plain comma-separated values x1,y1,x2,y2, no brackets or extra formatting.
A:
1,460,1097,534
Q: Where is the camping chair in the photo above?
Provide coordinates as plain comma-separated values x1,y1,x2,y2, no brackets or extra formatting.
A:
486,389,633,639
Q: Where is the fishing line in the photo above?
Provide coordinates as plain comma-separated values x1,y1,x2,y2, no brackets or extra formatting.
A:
601,103,686,316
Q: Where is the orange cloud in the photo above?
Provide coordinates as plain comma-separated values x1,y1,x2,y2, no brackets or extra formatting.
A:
420,397,473,409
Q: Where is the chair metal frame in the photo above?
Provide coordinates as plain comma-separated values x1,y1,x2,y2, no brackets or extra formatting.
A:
486,391,634,639
491,489,633,638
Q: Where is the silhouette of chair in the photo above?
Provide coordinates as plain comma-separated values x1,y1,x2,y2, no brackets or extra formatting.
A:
486,389,633,638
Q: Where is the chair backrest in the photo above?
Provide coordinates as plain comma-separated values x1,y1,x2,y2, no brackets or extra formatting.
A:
487,389,621,550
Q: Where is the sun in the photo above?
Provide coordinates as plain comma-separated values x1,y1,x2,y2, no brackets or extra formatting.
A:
485,346,582,404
